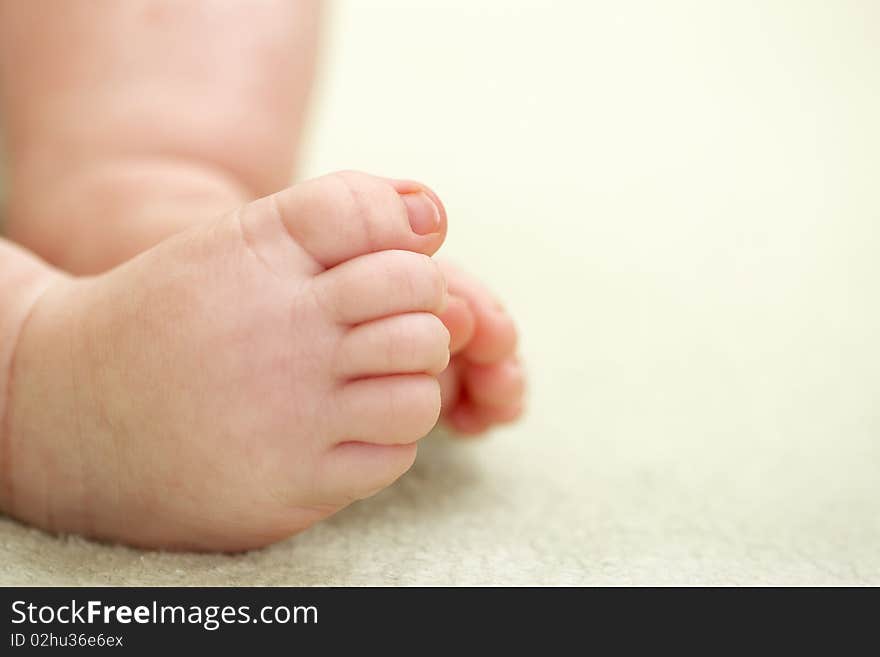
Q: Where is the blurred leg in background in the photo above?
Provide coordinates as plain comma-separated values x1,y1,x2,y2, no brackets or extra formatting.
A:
0,0,321,274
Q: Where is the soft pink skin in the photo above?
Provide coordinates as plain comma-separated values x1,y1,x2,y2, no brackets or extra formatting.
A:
0,2,525,550
5,172,451,550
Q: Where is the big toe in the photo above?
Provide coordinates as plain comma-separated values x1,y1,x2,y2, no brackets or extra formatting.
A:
262,170,448,269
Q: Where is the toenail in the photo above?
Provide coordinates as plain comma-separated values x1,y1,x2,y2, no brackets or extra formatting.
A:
401,191,441,235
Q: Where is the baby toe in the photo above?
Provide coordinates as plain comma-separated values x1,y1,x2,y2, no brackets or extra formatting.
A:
335,312,450,379
320,442,418,504
438,294,476,354
313,249,447,325
447,398,524,436
463,358,526,408
438,261,518,364
447,401,493,436
462,309,518,365
438,357,464,415
333,374,442,445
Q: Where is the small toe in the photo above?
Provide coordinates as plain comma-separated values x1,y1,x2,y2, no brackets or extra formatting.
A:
438,294,476,354
446,401,493,435
480,401,525,424
462,310,518,365
333,374,442,445
320,442,418,503
463,358,526,408
438,357,463,415
335,312,450,379
314,250,447,325
438,261,518,364
447,399,524,436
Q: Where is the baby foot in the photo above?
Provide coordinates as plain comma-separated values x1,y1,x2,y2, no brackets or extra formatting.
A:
3,171,451,551
436,263,525,435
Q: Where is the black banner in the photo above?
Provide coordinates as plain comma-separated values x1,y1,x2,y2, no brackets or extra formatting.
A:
0,587,869,651
3,587,580,651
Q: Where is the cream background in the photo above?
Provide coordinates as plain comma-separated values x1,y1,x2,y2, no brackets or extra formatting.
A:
1,0,879,585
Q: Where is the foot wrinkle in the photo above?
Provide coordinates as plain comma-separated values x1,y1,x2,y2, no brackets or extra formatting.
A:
235,205,283,279
334,172,380,255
